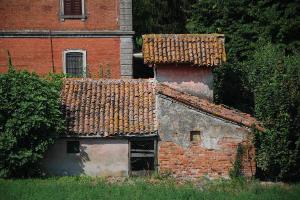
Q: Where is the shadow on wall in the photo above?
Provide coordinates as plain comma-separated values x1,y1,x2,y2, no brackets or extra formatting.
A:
41,140,90,176
41,104,88,176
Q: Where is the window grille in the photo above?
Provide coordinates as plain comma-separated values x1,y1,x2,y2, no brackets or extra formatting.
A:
65,52,84,77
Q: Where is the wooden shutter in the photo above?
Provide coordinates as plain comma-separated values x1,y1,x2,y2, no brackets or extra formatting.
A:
64,0,82,15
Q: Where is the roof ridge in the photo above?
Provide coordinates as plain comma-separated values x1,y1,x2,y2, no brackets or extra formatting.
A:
156,83,264,131
143,33,225,38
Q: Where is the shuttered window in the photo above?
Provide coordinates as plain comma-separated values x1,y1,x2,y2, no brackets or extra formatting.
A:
64,0,82,16
65,52,84,77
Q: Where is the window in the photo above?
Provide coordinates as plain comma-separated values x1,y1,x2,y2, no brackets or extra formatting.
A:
130,140,156,176
67,141,80,153
190,131,201,142
60,0,86,21
63,50,86,77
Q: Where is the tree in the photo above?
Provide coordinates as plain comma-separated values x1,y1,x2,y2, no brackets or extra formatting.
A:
0,67,65,178
187,0,299,112
133,0,195,50
250,44,300,181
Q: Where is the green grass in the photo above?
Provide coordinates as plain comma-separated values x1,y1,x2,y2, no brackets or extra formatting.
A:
0,177,300,200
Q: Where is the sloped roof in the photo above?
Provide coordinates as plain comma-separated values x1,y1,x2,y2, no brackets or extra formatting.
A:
61,79,263,137
61,79,157,136
143,34,226,66
157,84,264,131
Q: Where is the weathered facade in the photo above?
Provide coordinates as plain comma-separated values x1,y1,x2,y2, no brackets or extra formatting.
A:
156,84,258,179
41,78,262,179
0,0,133,78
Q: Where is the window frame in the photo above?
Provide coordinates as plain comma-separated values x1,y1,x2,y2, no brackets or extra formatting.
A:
63,49,87,78
129,138,158,176
60,0,87,21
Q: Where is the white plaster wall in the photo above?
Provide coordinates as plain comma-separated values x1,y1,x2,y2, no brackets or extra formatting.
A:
41,138,129,177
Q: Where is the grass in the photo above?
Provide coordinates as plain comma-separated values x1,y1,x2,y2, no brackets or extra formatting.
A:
0,176,300,200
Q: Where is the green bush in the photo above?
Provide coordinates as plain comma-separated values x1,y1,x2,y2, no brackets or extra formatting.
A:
0,67,65,178
249,44,300,181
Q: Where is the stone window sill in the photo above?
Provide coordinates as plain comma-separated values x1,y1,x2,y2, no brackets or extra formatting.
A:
60,15,87,22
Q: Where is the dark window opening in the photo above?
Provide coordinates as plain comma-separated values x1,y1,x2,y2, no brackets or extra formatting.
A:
131,157,154,171
190,131,201,142
64,0,82,16
65,52,83,77
67,141,80,153
130,140,156,175
133,57,154,79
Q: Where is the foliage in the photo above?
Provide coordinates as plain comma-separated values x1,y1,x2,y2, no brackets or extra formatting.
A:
187,0,300,62
251,44,300,181
0,67,65,178
229,144,244,179
133,0,195,50
188,0,300,112
1,177,300,200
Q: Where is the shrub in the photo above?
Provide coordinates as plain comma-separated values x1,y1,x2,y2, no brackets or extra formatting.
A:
0,67,65,178
249,44,300,181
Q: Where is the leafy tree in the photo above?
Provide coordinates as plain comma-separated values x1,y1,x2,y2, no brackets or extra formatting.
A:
0,67,65,178
187,0,300,112
133,0,195,50
250,44,300,181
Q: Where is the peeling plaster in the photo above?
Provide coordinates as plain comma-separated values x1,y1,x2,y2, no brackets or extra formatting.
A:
157,95,251,150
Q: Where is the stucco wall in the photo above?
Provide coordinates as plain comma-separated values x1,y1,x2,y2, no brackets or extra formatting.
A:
41,138,129,176
157,95,255,179
156,64,213,101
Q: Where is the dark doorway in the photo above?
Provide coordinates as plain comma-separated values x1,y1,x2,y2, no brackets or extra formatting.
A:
129,139,156,176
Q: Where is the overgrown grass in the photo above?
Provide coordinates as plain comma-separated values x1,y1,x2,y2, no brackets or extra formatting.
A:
0,176,299,200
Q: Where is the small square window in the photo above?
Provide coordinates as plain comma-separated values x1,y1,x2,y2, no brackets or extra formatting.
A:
190,131,201,142
67,141,80,153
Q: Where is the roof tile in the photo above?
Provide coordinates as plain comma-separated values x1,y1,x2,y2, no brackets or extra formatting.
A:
143,34,226,66
61,79,157,136
156,83,264,131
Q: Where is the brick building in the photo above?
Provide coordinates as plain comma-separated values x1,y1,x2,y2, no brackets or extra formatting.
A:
41,78,262,179
0,0,133,78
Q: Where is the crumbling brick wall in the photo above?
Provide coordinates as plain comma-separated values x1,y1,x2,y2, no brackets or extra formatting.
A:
157,95,256,180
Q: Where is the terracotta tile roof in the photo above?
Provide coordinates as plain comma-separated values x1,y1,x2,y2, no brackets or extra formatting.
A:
143,34,226,66
157,83,264,131
61,79,157,136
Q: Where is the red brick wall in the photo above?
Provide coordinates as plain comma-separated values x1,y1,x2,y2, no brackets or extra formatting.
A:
0,0,119,30
0,38,121,78
158,139,255,179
